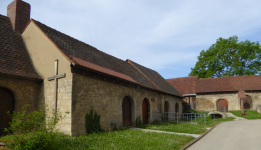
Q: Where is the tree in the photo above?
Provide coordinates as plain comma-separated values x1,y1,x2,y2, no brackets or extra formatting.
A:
189,36,261,78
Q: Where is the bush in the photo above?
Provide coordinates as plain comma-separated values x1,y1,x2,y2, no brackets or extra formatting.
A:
4,103,69,150
135,116,142,126
85,109,104,134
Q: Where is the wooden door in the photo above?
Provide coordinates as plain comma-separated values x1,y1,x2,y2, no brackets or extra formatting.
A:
217,99,228,112
142,99,148,124
0,88,15,136
164,102,168,121
122,97,131,126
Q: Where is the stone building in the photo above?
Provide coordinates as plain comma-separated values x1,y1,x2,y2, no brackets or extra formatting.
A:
0,0,182,136
167,75,261,112
0,14,42,136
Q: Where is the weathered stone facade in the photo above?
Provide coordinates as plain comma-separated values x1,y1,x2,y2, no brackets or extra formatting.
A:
43,77,73,135
196,91,261,111
0,75,41,112
71,73,182,136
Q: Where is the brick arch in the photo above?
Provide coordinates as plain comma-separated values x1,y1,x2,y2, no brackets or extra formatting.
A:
0,82,25,111
215,98,229,104
142,98,151,124
216,98,229,112
120,95,136,127
243,95,252,110
164,101,170,121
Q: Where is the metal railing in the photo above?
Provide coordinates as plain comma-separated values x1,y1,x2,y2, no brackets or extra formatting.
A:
153,112,207,125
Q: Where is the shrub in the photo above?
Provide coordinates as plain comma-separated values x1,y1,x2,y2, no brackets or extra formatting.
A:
85,109,104,134
4,103,69,150
135,116,142,126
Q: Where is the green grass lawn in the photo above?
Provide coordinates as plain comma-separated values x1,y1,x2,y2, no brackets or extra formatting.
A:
0,129,194,150
229,110,261,119
137,117,235,134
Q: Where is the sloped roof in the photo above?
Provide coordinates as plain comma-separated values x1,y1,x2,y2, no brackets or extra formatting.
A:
0,15,41,80
128,60,181,96
166,76,198,95
196,75,261,93
31,19,182,97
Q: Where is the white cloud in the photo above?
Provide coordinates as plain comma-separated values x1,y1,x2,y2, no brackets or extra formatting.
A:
1,0,261,78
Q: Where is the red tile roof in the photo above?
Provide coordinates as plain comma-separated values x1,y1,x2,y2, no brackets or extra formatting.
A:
0,15,41,80
30,19,182,97
196,75,261,93
71,56,138,84
166,76,198,95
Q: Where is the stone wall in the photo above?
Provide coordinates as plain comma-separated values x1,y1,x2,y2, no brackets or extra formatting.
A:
43,77,72,135
0,75,41,113
71,73,182,136
196,91,261,111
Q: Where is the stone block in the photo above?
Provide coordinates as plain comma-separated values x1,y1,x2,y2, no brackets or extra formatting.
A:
257,104,261,114
68,79,72,86
0,79,7,87
66,87,72,93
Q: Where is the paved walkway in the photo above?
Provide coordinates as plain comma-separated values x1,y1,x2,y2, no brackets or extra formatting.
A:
226,112,246,120
187,120,261,150
130,128,201,138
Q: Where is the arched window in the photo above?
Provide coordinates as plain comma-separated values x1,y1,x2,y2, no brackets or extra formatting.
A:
164,101,169,121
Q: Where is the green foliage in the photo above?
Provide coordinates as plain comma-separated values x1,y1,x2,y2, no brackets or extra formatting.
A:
85,109,104,134
4,102,69,150
189,36,261,78
22,130,194,150
135,116,142,126
229,110,261,119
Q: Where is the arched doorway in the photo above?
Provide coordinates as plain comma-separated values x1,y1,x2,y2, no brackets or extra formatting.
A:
175,103,179,113
122,96,131,126
0,87,15,136
243,95,252,110
175,103,179,118
142,99,149,124
216,99,228,112
164,101,169,121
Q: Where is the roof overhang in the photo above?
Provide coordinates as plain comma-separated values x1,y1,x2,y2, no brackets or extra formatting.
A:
183,94,196,97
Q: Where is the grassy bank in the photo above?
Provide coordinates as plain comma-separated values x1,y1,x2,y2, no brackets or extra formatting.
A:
229,110,261,119
0,129,194,150
137,117,234,134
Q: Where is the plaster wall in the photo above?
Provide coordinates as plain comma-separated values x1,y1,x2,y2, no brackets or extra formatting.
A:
71,73,182,136
22,22,73,135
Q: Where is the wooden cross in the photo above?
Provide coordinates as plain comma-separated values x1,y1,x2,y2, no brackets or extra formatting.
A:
48,59,66,113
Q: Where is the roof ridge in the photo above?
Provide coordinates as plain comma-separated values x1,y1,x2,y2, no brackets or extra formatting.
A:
167,76,198,80
198,75,261,81
31,19,126,62
127,59,158,73
0,14,10,21
126,59,162,92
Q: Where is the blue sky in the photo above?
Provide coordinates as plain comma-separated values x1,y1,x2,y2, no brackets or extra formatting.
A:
1,0,261,79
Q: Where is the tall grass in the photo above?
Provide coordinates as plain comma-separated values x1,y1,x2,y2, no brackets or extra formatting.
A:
1,130,194,150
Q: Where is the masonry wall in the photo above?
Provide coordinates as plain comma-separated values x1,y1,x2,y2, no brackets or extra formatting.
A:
71,73,182,136
0,75,41,113
22,22,74,135
196,91,261,111
43,77,72,135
